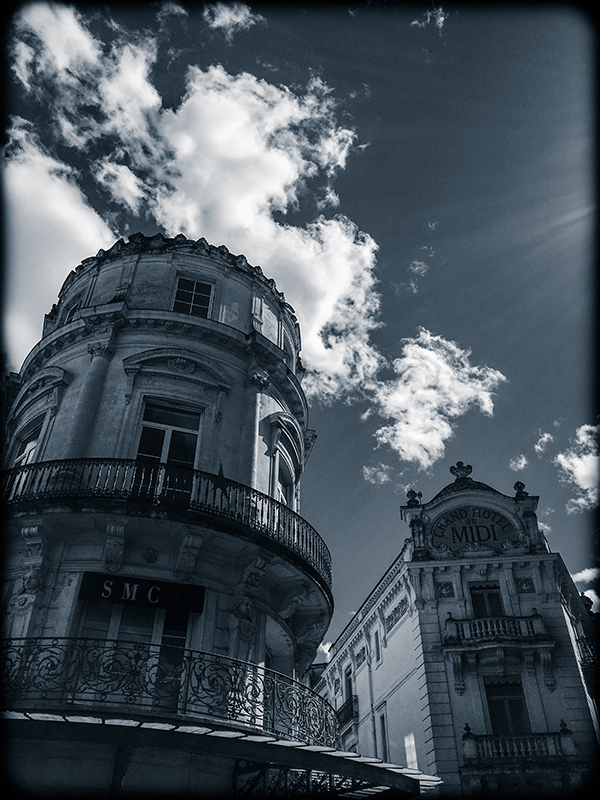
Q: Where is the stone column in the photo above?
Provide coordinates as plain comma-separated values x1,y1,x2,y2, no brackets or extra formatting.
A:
242,365,270,489
62,341,113,458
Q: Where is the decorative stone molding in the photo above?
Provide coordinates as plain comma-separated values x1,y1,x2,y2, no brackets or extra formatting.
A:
449,652,465,694
278,583,311,619
246,366,270,391
540,649,556,691
175,533,202,581
87,341,115,359
12,522,47,614
240,554,273,592
103,523,126,572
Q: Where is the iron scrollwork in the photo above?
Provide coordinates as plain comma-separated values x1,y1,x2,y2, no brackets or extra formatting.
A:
1,637,340,749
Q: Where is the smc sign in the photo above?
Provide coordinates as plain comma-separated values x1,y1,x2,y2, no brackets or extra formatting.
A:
79,572,205,613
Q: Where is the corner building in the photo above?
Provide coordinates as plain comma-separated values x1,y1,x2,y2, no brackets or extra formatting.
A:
317,463,598,795
2,234,436,796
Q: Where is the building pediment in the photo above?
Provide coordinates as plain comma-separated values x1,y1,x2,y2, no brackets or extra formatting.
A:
401,463,544,559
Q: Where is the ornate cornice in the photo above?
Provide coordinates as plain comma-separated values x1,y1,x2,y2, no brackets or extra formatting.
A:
332,545,411,658
60,232,297,320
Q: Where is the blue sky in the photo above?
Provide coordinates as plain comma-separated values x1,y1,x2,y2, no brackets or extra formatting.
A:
4,2,598,642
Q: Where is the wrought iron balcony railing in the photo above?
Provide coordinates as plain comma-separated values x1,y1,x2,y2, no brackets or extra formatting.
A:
1,637,341,749
462,724,577,762
1,459,331,590
444,613,550,645
336,695,359,728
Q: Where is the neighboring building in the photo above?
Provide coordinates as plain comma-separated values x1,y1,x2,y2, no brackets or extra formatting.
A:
317,462,598,795
1,233,438,796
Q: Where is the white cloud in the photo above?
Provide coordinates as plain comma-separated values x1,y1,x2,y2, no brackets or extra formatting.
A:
554,425,599,513
316,641,332,662
368,329,506,470
571,567,600,585
362,464,393,484
509,455,528,471
3,118,116,369
411,7,447,32
203,3,265,43
538,521,551,534
534,431,554,456
409,260,429,276
582,589,599,613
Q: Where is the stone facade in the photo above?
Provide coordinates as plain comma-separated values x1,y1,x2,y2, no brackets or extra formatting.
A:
317,464,598,795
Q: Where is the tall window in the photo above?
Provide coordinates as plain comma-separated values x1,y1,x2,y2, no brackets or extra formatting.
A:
485,680,531,735
277,459,294,506
373,629,381,662
172,278,212,318
134,402,202,499
13,420,43,467
470,583,504,618
344,666,353,700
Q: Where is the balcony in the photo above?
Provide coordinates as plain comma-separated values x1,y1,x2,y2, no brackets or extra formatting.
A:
336,695,358,728
1,637,340,749
444,613,551,645
1,459,331,591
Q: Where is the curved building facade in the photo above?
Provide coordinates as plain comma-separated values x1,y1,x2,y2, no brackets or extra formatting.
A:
2,234,433,796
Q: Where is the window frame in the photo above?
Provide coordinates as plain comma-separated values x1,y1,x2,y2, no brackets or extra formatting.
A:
171,275,215,319
135,400,204,472
484,678,532,735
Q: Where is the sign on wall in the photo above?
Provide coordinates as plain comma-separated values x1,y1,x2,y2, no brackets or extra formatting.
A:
430,506,518,554
79,572,205,613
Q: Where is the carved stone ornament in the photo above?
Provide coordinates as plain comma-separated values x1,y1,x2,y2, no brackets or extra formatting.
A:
450,461,473,481
175,534,202,581
167,357,195,374
87,341,114,359
517,577,535,593
514,480,529,499
406,489,422,508
436,582,455,598
246,367,270,391
103,522,125,572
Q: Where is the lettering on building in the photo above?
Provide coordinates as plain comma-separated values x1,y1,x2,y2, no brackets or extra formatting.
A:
430,506,517,553
79,572,205,613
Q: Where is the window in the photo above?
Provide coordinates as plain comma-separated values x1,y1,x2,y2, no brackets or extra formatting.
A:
172,278,212,318
374,629,381,662
65,301,81,323
344,666,353,700
277,459,294,506
14,424,42,467
485,680,531,735
470,583,504,618
134,402,202,500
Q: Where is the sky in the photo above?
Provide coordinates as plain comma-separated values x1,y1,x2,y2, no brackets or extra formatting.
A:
3,2,598,643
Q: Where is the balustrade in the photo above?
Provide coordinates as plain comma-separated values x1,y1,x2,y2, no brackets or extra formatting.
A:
1,637,340,749
463,729,576,761
444,613,549,645
1,459,331,589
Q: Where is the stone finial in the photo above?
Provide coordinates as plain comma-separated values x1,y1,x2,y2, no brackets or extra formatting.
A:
406,489,422,508
450,461,472,480
514,480,529,499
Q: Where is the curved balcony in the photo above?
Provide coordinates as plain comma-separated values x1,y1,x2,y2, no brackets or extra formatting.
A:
1,637,340,749
1,459,332,591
